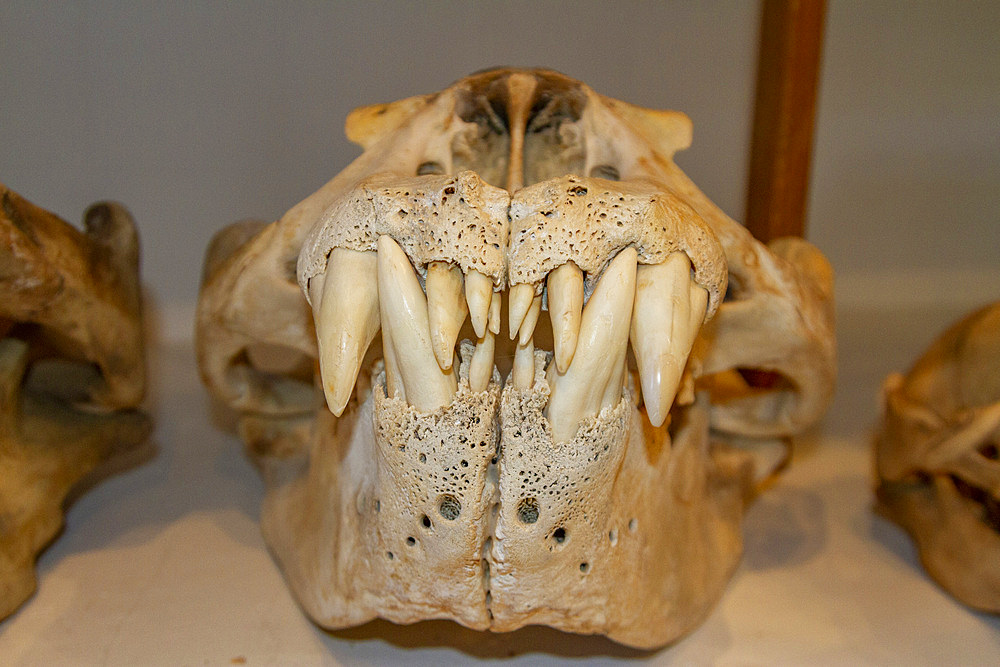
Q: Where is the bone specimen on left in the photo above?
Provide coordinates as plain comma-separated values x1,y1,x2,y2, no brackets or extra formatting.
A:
0,183,151,621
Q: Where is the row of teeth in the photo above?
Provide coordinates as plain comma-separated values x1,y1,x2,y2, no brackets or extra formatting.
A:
307,236,707,443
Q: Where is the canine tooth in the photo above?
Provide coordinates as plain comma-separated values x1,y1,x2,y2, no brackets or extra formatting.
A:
508,282,536,339
488,290,501,336
377,236,457,412
546,262,584,373
308,248,379,417
465,269,493,339
426,261,468,370
512,338,535,389
518,295,543,346
381,323,405,400
629,252,707,428
547,248,637,443
470,330,495,392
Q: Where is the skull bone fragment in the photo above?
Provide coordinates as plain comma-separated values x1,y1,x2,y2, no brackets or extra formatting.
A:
0,184,150,621
877,302,1000,612
196,69,836,648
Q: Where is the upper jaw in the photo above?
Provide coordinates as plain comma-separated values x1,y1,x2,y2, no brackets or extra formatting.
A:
297,170,726,441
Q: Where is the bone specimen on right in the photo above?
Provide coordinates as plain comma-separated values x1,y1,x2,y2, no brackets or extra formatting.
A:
196,69,836,648
877,302,1000,612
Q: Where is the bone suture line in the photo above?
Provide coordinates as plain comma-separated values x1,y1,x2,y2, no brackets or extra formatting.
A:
309,247,380,417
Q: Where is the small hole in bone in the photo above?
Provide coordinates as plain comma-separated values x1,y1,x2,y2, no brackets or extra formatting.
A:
421,514,432,529
460,459,468,467
416,161,444,175
569,185,588,196
406,536,416,546
609,529,618,546
387,551,394,560
552,527,567,543
628,518,638,533
438,494,461,520
419,453,427,463
579,562,590,573
444,186,456,195
589,164,620,181
375,500,381,513
979,443,999,460
517,498,539,524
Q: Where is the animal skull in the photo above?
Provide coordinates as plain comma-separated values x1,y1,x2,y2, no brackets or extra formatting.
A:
196,69,835,648
877,302,1000,612
0,184,150,620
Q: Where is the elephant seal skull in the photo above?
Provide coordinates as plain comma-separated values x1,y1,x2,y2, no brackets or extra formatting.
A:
196,68,835,648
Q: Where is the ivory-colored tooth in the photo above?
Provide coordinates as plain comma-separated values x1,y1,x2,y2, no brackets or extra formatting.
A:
628,252,707,428
465,269,493,339
381,323,404,400
488,290,501,336
518,295,542,346
546,262,583,372
469,330,495,392
426,261,468,371
512,338,535,390
508,282,536,340
547,248,637,443
377,236,456,412
308,247,379,417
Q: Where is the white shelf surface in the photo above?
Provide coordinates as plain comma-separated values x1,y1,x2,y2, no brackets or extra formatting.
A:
1,302,999,665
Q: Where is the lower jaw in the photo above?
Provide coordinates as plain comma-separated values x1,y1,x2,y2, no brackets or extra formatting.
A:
257,341,752,650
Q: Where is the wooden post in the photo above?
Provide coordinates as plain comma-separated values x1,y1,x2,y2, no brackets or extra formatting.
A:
745,0,826,242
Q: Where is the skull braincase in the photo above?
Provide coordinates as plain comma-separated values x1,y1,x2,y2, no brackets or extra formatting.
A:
0,184,150,620
877,303,1000,612
196,69,835,648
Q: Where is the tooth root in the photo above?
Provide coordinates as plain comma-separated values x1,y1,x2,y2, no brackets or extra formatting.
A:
546,262,584,373
377,235,457,412
518,295,543,346
512,338,535,390
547,248,637,443
465,269,493,339
488,290,502,336
426,261,468,370
508,283,536,340
308,248,380,417
470,330,495,392
628,252,707,428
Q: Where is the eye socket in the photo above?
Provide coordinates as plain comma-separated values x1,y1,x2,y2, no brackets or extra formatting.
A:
588,164,620,181
417,161,445,176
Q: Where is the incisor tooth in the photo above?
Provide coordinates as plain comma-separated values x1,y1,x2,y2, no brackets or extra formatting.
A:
308,247,379,417
426,261,468,370
546,262,583,372
465,269,493,339
377,236,456,412
518,295,542,346
488,290,501,336
629,252,707,428
470,330,495,392
512,338,535,389
547,248,637,443
508,282,535,340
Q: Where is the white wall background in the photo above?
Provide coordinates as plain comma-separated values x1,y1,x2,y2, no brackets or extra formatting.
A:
2,1,998,337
